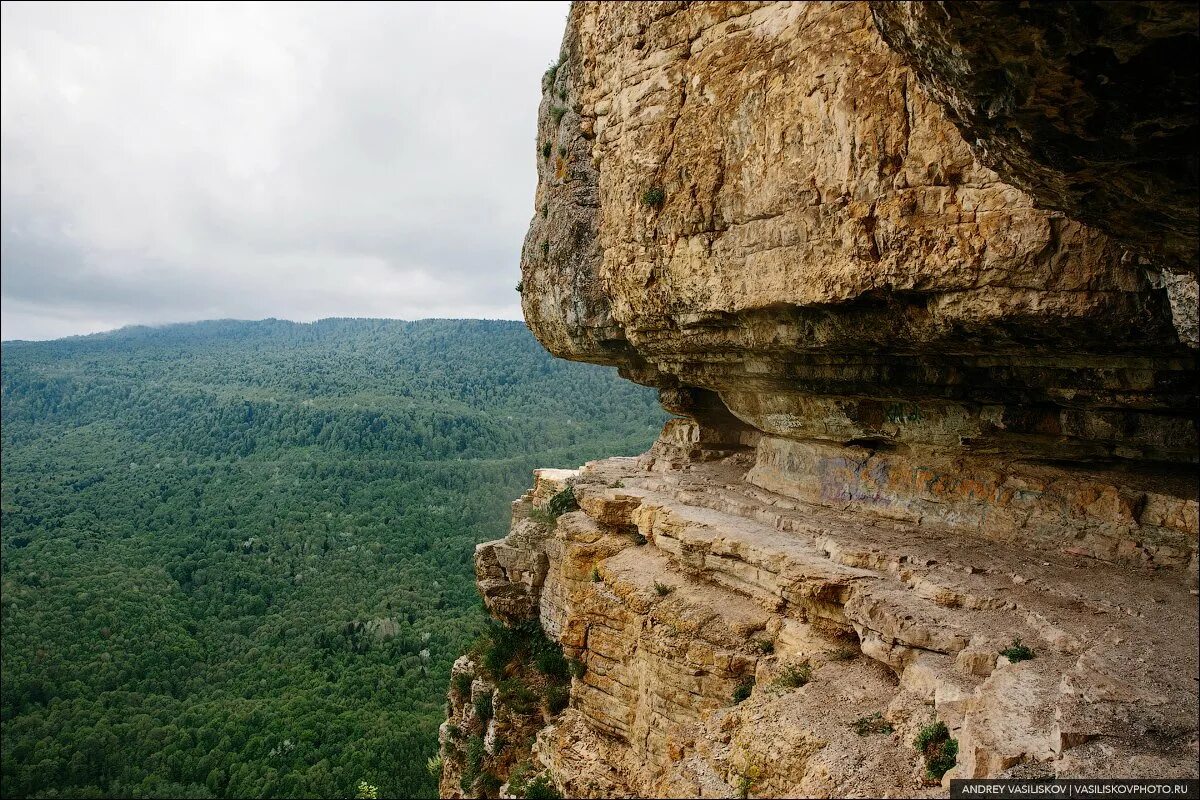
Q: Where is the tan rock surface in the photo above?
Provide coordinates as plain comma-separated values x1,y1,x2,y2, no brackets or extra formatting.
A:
450,454,1196,796
442,1,1197,797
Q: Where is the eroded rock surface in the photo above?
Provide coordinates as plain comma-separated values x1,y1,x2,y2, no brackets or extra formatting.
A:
444,2,1198,797
459,459,1196,796
871,1,1199,277
521,1,1196,468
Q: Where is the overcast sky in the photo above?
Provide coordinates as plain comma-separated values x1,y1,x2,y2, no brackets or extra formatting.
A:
1,1,569,341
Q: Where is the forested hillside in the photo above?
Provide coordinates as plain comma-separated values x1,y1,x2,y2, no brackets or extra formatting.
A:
0,318,666,799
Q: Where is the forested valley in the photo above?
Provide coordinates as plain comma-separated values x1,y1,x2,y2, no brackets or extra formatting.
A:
0,318,666,799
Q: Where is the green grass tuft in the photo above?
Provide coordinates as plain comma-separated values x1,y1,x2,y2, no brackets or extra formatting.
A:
452,671,474,698
773,661,812,689
851,711,894,736
641,186,665,208
1000,638,1034,663
914,721,958,781
547,486,578,518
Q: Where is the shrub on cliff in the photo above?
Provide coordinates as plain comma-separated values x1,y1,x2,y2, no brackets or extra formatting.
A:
641,186,665,209
478,772,502,796
528,487,578,529
547,486,578,519
773,661,812,689
535,642,569,680
497,679,539,714
452,671,473,698
523,774,562,800
474,692,494,723
543,59,561,88
914,721,957,781
474,618,570,681
461,734,486,792
545,684,569,715
1000,638,1034,663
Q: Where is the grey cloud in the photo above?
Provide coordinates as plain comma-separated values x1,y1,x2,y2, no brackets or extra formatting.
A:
1,1,568,340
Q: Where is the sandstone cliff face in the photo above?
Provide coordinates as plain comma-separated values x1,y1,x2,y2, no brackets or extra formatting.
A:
871,1,1199,279
443,2,1198,797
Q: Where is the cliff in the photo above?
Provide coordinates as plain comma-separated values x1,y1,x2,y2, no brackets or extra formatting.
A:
439,3,1199,797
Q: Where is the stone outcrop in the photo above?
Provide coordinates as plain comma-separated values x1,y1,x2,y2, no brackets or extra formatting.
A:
443,2,1198,797
870,1,1199,278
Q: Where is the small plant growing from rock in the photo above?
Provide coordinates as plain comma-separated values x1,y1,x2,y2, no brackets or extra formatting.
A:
568,658,587,679
540,240,550,258
773,661,812,689
829,647,858,661
473,692,493,723
528,506,556,528
425,753,443,777
461,734,486,792
479,772,502,796
545,683,569,714
732,676,755,704
914,721,958,781
515,280,524,293
851,711,894,736
508,761,534,796
452,671,474,697
550,105,568,124
541,203,548,217
547,486,579,519
641,186,665,209
1000,638,1034,663
590,565,602,582
630,530,647,545
558,144,567,157
524,774,562,800
557,87,567,101
534,642,569,679
653,581,674,597
755,639,775,655
608,479,625,488
541,140,551,159
735,763,761,799
543,60,560,87
498,679,538,714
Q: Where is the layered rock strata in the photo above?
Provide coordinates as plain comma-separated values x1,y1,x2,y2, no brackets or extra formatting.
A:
462,459,1196,796
443,1,1198,796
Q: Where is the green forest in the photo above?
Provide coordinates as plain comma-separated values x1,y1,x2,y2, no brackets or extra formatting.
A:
0,318,666,799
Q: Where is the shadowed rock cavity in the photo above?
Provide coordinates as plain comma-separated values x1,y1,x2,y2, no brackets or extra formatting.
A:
871,1,1199,278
